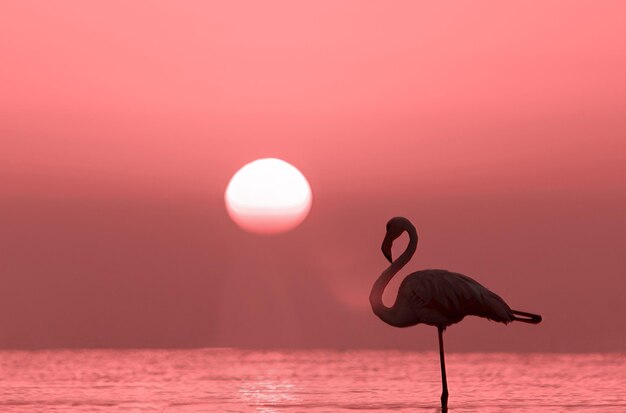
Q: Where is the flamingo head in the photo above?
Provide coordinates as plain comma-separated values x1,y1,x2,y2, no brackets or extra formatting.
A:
381,216,411,263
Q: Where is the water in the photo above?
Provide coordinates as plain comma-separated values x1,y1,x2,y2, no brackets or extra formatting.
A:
0,349,624,412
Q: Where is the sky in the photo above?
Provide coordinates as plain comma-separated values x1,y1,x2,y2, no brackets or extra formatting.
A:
1,1,625,351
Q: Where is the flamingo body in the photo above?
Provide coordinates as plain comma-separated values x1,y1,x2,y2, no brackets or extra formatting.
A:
393,269,516,328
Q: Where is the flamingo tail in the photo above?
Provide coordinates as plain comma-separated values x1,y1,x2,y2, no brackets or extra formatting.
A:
512,310,542,324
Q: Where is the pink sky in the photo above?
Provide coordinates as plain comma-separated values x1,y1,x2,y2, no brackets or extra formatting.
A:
1,1,625,351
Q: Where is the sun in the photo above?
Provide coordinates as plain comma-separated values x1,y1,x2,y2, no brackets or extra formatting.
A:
225,158,312,234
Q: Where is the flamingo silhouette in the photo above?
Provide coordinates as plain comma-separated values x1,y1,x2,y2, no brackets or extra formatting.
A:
370,216,541,410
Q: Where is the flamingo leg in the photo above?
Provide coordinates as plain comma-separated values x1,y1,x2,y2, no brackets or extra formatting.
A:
438,327,448,410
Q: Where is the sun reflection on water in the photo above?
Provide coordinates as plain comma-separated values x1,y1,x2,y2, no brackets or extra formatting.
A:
238,379,298,412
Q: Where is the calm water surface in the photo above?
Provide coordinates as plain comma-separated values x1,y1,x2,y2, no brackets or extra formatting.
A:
0,349,624,412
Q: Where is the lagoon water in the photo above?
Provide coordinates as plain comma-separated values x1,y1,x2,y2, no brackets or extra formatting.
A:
0,349,624,412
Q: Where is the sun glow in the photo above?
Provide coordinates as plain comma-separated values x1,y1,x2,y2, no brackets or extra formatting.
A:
225,158,312,234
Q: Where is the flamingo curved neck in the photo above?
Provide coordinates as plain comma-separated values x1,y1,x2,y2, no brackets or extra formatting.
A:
369,223,418,327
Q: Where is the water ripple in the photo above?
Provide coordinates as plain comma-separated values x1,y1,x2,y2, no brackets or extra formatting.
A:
0,350,624,412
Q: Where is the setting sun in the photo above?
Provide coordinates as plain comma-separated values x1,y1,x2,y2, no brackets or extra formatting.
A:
225,158,312,234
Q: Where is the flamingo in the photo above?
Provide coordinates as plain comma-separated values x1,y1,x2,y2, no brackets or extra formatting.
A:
369,216,541,410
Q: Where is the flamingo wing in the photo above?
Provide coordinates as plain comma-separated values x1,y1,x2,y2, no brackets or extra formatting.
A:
399,269,515,327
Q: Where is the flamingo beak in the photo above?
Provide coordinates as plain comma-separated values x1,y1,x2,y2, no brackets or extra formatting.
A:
381,235,393,263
